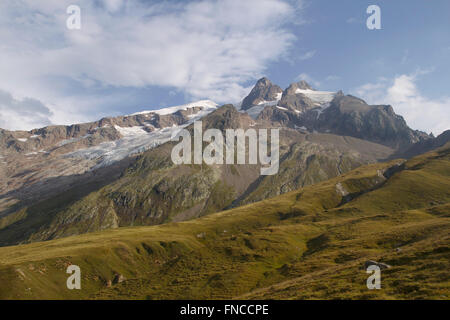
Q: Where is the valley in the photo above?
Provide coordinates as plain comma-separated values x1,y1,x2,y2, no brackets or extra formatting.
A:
0,143,448,299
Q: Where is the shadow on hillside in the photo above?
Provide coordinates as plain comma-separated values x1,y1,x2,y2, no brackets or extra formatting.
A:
0,156,135,221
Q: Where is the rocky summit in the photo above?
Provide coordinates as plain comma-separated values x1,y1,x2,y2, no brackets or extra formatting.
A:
240,77,283,110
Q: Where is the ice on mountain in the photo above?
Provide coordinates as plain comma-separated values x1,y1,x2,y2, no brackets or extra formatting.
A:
295,89,336,104
57,134,92,147
65,100,219,169
314,102,332,119
243,92,283,119
244,105,267,119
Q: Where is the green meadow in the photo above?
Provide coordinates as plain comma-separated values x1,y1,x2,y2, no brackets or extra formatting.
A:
0,144,449,300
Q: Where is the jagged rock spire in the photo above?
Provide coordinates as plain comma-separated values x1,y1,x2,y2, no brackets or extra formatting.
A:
241,77,283,110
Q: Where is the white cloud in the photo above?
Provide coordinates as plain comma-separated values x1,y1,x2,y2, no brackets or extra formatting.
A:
297,50,316,61
0,0,302,130
401,49,410,65
354,74,450,135
354,80,388,103
294,73,341,89
0,89,53,131
101,0,125,13
325,75,340,81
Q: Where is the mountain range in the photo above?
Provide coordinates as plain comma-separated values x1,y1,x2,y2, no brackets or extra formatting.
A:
0,77,449,299
0,78,448,246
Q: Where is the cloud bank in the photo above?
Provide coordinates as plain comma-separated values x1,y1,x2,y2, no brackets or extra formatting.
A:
0,90,53,130
0,0,300,130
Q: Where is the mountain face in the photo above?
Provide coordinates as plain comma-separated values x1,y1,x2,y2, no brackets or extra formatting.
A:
280,80,319,111
0,101,217,216
392,129,450,159
314,95,430,149
0,77,445,246
255,87,430,149
240,77,283,110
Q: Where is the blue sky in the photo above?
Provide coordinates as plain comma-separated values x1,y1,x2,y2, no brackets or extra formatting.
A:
0,0,449,134
270,0,450,96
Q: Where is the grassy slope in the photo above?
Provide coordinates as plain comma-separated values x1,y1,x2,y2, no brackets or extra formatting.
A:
0,145,448,300
0,126,393,246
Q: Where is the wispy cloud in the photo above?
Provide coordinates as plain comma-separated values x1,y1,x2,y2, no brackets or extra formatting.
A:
294,73,340,89
325,75,340,81
295,73,321,88
401,49,410,65
0,89,53,131
298,50,316,61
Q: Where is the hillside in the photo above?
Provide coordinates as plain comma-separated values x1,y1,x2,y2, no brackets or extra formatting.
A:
0,104,395,246
0,78,442,247
0,143,448,300
0,101,217,218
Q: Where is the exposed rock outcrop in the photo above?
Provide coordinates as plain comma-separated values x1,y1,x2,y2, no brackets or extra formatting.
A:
241,77,283,110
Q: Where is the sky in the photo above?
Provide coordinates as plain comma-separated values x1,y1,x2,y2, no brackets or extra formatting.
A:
0,0,449,135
